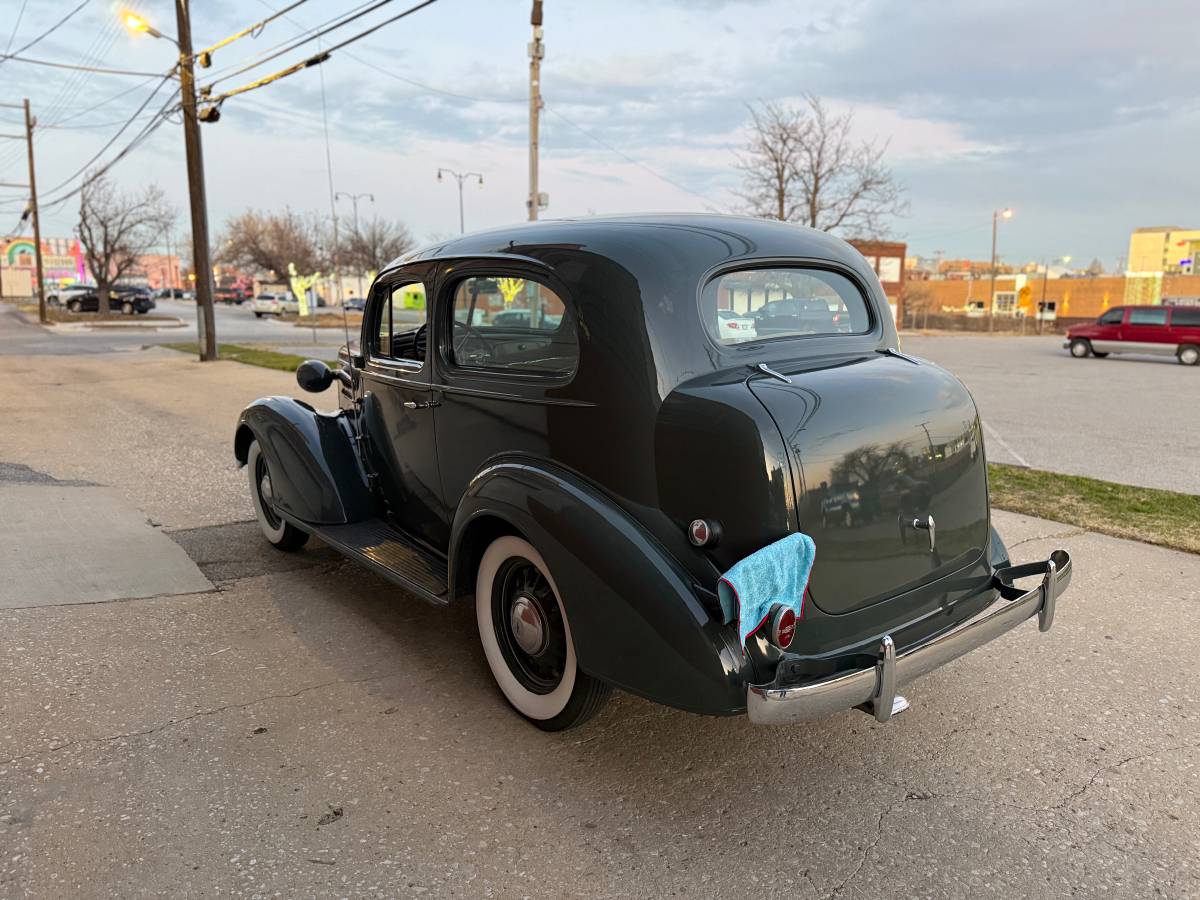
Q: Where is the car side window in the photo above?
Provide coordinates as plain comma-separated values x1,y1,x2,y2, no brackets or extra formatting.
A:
1098,308,1124,325
1128,308,1168,326
446,275,578,376
374,281,428,361
1171,307,1200,327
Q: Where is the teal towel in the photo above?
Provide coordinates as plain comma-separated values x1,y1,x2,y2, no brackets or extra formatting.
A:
717,533,816,649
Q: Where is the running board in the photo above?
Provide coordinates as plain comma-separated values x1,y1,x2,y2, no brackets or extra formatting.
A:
291,515,450,604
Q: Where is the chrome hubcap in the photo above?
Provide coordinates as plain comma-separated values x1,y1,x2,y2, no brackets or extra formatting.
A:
509,595,547,656
259,472,274,504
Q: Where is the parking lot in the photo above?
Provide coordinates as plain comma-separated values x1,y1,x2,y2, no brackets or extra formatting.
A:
1,344,1197,897
905,333,1200,494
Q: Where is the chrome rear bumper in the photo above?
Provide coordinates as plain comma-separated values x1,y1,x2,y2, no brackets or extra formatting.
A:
746,549,1071,725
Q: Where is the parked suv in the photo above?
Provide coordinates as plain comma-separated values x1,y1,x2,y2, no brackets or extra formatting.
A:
1065,305,1200,365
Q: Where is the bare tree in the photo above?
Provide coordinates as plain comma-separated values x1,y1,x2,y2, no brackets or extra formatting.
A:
76,173,175,317
737,95,907,237
342,217,416,279
217,208,330,279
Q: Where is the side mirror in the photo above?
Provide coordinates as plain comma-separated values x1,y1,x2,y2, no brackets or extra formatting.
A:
296,359,351,393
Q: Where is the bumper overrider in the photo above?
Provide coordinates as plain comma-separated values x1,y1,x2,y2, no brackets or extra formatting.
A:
747,549,1072,725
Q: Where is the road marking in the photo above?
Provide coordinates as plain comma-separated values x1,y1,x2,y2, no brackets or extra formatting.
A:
982,421,1031,468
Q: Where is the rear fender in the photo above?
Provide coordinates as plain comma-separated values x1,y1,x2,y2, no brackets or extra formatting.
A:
450,458,746,716
234,397,377,525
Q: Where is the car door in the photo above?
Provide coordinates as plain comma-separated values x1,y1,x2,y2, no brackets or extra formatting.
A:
358,265,449,548
430,260,583,511
1123,307,1171,355
1091,307,1125,353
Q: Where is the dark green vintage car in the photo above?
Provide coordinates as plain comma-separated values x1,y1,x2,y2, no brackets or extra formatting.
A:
234,215,1071,730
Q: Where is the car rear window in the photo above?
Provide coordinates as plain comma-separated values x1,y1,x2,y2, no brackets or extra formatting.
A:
705,268,871,346
1171,307,1200,327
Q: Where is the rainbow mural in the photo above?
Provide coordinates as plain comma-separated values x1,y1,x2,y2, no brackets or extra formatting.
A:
1,236,88,288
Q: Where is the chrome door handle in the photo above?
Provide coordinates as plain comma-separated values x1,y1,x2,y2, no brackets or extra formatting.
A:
911,514,936,552
403,399,440,410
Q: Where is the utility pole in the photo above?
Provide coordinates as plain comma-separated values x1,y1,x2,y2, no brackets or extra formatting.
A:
174,1,218,361
22,100,47,324
336,191,374,297
527,0,544,221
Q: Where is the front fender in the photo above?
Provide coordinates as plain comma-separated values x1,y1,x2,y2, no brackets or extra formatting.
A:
451,458,746,716
234,397,377,525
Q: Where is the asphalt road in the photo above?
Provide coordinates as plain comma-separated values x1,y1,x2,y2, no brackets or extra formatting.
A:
903,334,1200,494
0,299,346,357
0,350,1197,897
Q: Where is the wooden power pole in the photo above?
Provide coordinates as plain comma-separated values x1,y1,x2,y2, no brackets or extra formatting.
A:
175,0,218,361
23,100,47,324
527,1,544,221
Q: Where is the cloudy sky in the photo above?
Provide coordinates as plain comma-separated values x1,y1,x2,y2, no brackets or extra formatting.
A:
2,0,1197,268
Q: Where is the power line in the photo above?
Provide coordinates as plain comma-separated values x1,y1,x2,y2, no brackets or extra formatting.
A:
0,53,163,78
204,0,441,107
3,0,30,54
203,0,400,89
39,74,178,200
198,0,311,58
0,0,91,65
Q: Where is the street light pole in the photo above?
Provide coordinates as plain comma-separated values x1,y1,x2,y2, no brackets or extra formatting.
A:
170,3,217,361
988,207,1012,334
436,169,483,234
336,191,374,298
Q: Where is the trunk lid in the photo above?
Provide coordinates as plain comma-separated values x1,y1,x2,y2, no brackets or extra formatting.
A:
748,351,989,615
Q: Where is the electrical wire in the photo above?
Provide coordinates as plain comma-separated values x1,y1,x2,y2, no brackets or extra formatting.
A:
3,0,30,54
39,74,177,199
202,0,383,83
204,0,440,92
0,0,91,65
204,0,441,106
0,53,164,77
198,0,311,57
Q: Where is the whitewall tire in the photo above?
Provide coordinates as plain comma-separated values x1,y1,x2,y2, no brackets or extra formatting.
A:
247,439,309,551
475,535,610,730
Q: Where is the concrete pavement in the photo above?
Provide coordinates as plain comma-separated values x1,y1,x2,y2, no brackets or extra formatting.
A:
0,348,1197,898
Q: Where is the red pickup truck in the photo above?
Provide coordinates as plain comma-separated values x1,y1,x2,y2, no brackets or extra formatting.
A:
1065,305,1200,366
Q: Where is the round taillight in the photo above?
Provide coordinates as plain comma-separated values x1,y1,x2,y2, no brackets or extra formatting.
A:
688,519,710,546
768,604,797,649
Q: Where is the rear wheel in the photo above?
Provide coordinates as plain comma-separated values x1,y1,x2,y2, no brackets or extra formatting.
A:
1069,339,1091,358
246,440,309,551
475,536,610,731
1179,345,1199,366
121,301,134,315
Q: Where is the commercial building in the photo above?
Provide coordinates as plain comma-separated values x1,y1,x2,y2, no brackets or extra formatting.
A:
849,240,906,320
1127,226,1200,275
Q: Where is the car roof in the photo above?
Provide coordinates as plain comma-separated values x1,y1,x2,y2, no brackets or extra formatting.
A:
382,213,865,275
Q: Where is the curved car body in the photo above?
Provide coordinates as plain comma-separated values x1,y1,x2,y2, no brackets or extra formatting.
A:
66,285,156,314
234,215,1071,729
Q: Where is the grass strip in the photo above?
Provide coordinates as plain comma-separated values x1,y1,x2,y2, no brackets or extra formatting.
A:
989,462,1200,554
163,342,336,372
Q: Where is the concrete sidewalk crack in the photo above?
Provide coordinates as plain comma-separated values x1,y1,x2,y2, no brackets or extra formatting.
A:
3,669,405,766
1007,527,1087,551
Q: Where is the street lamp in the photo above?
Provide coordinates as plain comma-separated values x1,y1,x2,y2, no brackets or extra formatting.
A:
437,168,484,234
988,207,1013,333
336,191,374,299
123,12,174,44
